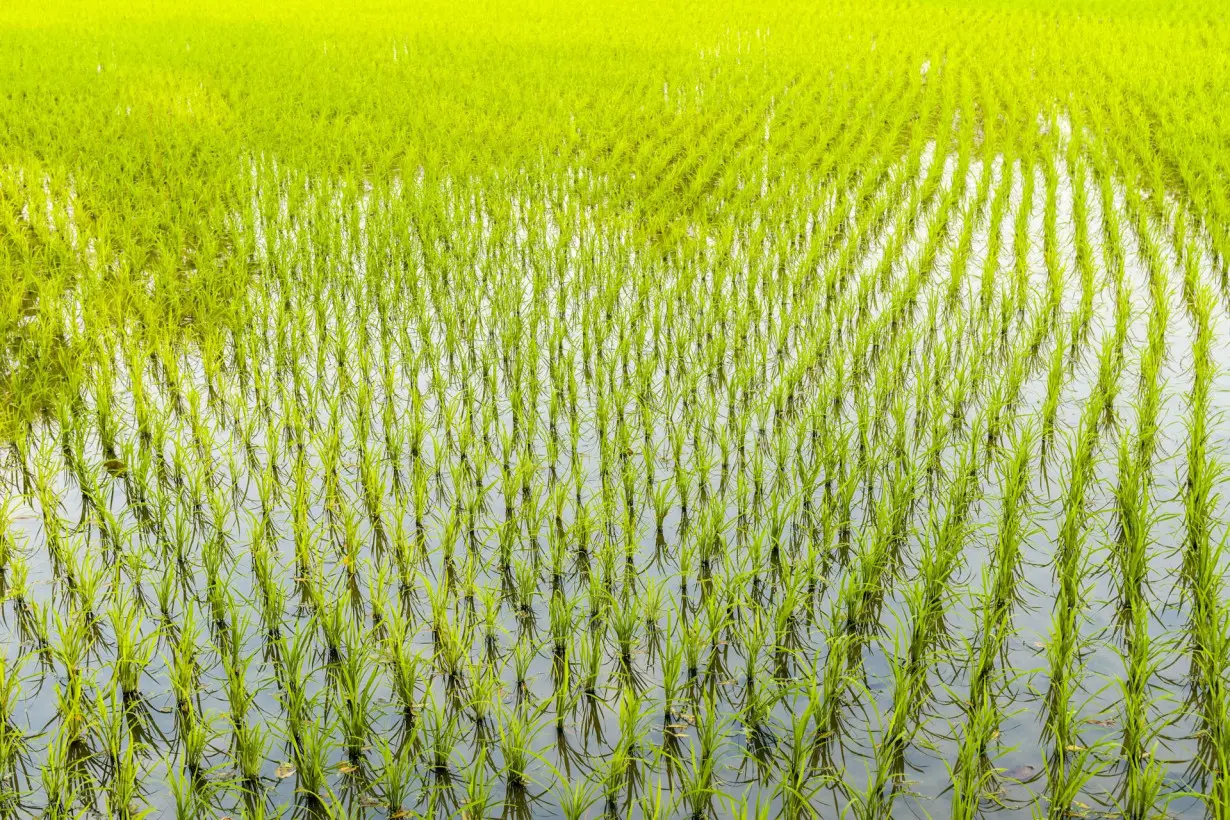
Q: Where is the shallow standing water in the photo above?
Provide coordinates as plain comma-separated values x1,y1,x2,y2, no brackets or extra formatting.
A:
2,103,1230,820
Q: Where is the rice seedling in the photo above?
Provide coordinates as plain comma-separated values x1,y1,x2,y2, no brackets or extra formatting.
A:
0,0,1227,816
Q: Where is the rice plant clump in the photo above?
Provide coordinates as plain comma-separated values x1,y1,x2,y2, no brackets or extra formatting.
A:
1,0,1230,817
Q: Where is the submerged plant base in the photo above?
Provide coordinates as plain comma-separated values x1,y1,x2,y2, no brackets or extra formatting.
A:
0,0,1229,818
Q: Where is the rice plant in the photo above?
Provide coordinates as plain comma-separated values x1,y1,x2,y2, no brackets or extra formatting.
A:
0,0,1227,816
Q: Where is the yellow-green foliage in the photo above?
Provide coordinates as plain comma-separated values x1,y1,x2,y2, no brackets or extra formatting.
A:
1,2,1228,818
1,0,1227,437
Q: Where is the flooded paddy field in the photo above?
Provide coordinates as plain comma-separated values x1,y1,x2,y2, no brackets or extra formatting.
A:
1,1,1229,818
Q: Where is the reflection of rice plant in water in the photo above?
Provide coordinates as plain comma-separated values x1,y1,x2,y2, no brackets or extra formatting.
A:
1,0,1229,817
